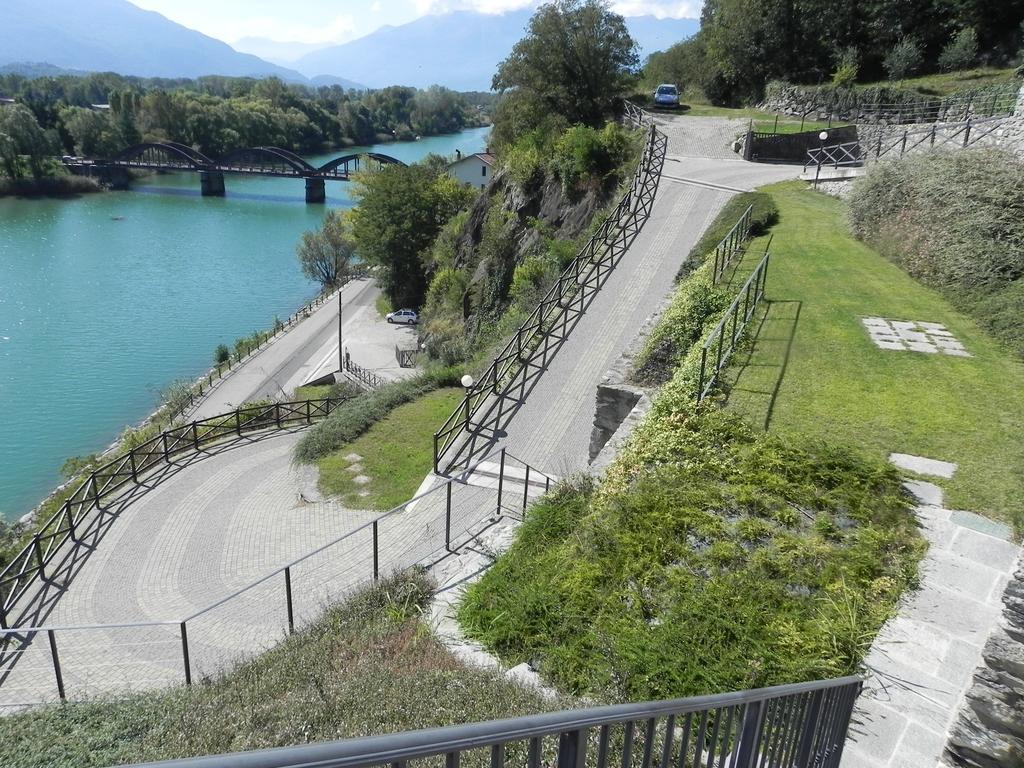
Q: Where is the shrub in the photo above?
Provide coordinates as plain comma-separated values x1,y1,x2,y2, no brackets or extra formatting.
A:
551,123,634,193
294,367,462,462
460,409,922,700
848,149,1024,357
884,38,923,81
214,344,230,365
938,28,978,72
831,48,859,88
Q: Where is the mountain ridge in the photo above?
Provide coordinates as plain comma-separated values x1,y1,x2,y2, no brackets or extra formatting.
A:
295,10,699,91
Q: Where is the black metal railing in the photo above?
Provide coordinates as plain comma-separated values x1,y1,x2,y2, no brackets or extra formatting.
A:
711,205,754,284
0,397,351,629
696,247,771,403
0,449,554,705
123,674,863,768
166,267,371,423
433,107,666,474
345,356,388,389
805,114,1013,170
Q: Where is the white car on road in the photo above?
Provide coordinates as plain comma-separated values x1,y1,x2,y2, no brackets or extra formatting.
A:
386,308,418,325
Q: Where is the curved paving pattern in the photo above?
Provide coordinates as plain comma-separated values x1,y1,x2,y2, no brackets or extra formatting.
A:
0,116,804,708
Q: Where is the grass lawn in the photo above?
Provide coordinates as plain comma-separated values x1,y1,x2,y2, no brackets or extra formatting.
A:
751,118,847,134
858,67,1019,96
318,387,463,510
722,181,1024,527
0,574,556,768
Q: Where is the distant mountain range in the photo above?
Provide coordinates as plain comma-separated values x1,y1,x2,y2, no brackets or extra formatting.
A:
293,11,700,91
1,0,306,81
0,1,698,92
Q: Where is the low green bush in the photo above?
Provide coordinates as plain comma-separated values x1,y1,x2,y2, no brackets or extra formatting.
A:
550,123,634,193
294,367,463,462
632,261,730,385
459,409,922,701
0,572,557,767
848,149,1024,357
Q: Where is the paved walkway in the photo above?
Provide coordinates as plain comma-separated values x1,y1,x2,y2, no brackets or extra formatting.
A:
0,116,805,707
842,476,1020,768
188,278,416,420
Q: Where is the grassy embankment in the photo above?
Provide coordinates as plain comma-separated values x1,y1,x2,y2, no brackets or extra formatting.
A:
295,369,464,508
0,573,558,768
457,194,924,702
318,387,463,509
721,182,1024,528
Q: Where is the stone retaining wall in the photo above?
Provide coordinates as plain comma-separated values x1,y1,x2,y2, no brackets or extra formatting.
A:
945,561,1024,767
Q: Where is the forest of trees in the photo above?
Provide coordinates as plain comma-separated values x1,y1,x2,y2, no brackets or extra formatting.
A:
645,0,1024,104
0,72,493,168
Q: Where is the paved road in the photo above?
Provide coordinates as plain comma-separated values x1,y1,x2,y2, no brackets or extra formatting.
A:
188,278,417,420
0,116,805,707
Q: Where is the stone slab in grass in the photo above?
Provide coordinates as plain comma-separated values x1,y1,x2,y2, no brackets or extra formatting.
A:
889,453,957,479
861,317,971,357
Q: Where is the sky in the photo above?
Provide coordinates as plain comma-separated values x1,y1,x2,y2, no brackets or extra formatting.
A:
127,0,700,47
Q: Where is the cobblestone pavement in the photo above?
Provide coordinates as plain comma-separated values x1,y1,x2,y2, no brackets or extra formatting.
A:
0,117,805,708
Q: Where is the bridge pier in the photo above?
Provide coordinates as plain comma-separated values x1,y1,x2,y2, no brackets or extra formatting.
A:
200,171,225,197
305,177,326,204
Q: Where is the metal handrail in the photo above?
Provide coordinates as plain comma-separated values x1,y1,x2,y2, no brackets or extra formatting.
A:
433,106,665,473
166,267,373,423
711,204,753,284
344,356,388,390
125,675,863,768
696,246,771,402
0,447,554,703
0,397,351,628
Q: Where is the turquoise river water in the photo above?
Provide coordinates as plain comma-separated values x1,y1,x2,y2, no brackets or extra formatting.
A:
0,127,490,520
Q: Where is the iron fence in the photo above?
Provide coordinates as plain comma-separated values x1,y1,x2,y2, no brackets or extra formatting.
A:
345,356,388,389
805,114,1012,170
696,247,771,403
0,397,351,630
166,267,372,423
433,107,665,474
123,674,862,768
710,204,754,284
0,450,553,707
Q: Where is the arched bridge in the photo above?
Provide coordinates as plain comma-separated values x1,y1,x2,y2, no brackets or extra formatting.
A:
64,143,406,202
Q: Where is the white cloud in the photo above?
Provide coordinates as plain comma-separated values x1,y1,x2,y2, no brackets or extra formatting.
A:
609,1,699,18
228,14,357,45
413,0,697,17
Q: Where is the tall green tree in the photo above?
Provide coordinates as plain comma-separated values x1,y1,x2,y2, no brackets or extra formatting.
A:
350,164,474,308
296,210,356,288
493,0,639,129
0,104,51,179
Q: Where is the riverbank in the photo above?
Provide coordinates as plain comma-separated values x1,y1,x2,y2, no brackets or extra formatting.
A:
0,175,101,198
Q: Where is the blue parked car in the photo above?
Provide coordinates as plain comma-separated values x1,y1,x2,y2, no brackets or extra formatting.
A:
653,84,680,108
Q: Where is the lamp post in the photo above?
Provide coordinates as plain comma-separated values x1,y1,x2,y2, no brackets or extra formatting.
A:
461,374,474,429
814,131,829,190
337,288,344,373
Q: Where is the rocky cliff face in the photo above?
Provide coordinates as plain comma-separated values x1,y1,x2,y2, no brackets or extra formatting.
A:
946,561,1024,767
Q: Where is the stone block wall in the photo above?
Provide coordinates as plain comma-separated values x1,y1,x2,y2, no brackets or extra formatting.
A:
945,561,1024,767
